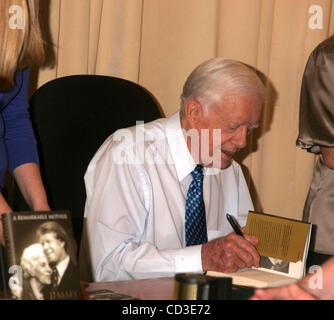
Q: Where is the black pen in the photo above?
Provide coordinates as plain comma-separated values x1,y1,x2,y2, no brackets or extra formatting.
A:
226,213,244,237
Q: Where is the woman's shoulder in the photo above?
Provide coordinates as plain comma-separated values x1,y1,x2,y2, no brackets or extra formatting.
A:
1,68,29,109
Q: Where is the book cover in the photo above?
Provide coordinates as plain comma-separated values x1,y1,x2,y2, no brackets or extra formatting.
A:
207,211,312,288
2,211,81,300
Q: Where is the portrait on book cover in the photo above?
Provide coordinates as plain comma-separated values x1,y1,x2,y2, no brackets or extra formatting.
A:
10,217,80,300
260,256,290,274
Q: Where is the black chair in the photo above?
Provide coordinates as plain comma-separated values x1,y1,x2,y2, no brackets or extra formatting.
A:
13,75,164,248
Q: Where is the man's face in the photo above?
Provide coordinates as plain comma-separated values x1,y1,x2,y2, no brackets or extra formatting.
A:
189,95,262,168
39,231,65,264
32,255,52,285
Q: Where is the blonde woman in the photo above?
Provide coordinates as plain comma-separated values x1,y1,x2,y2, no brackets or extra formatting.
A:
0,0,50,243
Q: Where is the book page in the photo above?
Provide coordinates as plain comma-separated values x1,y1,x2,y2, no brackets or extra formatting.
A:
208,269,298,288
245,211,310,263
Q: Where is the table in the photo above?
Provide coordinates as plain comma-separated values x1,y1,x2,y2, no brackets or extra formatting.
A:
84,277,254,300
85,277,175,300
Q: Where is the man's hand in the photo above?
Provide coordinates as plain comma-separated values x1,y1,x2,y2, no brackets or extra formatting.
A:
201,232,260,273
250,283,318,300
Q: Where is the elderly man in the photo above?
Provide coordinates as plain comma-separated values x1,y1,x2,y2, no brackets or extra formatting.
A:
83,58,265,281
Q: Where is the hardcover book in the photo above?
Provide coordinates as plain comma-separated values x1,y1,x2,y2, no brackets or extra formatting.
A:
207,211,312,288
1,211,81,300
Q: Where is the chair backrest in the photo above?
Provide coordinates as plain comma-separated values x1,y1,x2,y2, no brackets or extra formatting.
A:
13,75,164,246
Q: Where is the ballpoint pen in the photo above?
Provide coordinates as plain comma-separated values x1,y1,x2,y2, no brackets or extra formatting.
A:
226,213,244,237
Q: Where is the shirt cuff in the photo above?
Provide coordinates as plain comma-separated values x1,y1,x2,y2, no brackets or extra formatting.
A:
174,245,203,273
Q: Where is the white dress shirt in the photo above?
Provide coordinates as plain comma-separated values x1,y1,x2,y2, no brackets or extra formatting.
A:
84,111,254,281
56,255,70,285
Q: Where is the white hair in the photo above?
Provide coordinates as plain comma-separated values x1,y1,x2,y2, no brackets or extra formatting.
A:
180,57,266,114
20,243,46,279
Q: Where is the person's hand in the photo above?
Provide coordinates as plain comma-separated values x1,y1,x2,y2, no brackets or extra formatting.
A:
249,283,318,300
201,232,260,273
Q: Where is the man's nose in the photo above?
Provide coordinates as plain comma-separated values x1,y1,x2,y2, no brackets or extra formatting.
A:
232,126,248,149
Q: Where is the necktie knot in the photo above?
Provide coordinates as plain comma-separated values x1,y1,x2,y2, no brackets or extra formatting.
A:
191,165,204,181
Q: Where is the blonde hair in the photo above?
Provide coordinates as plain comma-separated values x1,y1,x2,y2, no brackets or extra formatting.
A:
0,0,45,91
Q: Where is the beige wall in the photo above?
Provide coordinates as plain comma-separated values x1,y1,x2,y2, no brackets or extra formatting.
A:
36,0,334,220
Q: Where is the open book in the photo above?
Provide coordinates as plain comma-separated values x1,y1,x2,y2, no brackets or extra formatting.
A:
207,211,312,288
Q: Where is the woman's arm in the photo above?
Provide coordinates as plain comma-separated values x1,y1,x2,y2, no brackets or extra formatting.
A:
13,163,50,211
0,164,49,246
0,192,12,214
2,69,50,212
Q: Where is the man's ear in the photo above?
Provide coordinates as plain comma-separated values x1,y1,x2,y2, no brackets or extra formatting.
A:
184,100,204,126
60,239,66,249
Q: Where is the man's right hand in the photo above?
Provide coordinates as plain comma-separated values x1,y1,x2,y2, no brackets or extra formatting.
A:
201,232,260,273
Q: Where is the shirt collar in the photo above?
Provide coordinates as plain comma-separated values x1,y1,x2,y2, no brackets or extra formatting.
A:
165,111,196,182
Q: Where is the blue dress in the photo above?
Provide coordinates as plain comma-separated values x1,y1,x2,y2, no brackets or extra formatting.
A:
0,68,39,189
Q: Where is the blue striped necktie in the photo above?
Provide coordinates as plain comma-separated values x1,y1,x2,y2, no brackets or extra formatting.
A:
185,165,208,246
